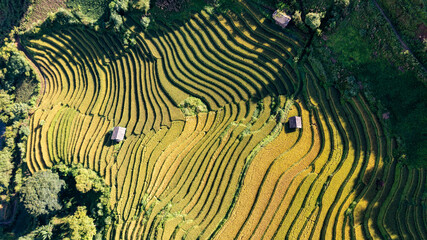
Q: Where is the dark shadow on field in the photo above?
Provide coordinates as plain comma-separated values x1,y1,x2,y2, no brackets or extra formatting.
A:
144,19,293,105
345,151,417,239
283,122,298,133
103,130,114,147
0,203,37,238
146,11,298,98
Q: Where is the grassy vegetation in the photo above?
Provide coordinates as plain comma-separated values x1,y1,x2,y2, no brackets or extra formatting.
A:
147,0,242,25
19,0,67,31
309,0,426,166
178,97,208,116
66,0,110,21
376,0,427,65
0,0,29,44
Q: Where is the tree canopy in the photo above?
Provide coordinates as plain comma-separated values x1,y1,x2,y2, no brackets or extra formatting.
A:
64,206,97,240
74,167,101,193
0,148,13,193
19,170,65,217
305,12,324,30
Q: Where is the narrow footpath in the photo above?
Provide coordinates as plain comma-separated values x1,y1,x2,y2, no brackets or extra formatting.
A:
371,0,426,72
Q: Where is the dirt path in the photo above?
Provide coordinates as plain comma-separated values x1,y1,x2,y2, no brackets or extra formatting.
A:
371,0,426,72
14,36,46,106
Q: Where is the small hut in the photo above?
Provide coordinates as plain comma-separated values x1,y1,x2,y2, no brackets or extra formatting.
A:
376,178,384,190
272,10,292,28
111,127,126,142
289,116,302,129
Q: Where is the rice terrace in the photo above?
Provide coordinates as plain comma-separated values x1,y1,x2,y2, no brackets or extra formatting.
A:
0,0,426,239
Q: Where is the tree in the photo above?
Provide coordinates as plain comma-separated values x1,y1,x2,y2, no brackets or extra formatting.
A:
335,0,350,8
64,206,96,240
34,224,54,240
74,168,99,193
305,12,325,30
109,0,130,32
178,97,207,116
0,148,13,193
133,0,150,12
20,170,65,217
109,12,124,32
140,16,151,30
109,0,130,16
293,10,302,25
2,52,33,91
0,91,12,122
7,53,30,77
9,102,31,121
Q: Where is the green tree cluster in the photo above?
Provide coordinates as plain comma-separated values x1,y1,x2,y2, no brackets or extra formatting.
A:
14,164,113,239
0,89,32,195
66,0,110,21
46,9,80,26
109,0,151,32
54,164,113,235
0,41,39,197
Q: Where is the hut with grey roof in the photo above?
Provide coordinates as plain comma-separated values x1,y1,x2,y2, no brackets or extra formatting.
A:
111,127,126,142
289,116,302,129
272,10,292,28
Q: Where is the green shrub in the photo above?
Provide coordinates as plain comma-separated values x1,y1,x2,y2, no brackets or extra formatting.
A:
140,16,151,29
133,0,150,12
34,224,54,240
109,11,124,31
64,206,97,240
305,12,325,30
179,97,208,116
9,102,31,122
74,167,101,194
308,54,328,84
53,164,113,236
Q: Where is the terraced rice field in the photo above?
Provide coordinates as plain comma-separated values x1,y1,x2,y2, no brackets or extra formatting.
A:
23,2,426,239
